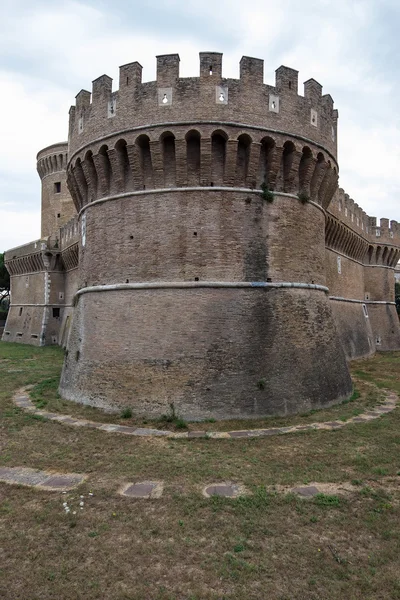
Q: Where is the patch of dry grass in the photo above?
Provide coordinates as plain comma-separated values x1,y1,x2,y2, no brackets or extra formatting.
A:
1,342,400,599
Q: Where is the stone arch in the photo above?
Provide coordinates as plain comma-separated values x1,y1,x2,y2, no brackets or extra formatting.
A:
258,136,276,188
322,166,339,210
211,130,227,186
281,140,296,193
160,131,176,188
298,146,313,195
73,157,88,204
185,129,201,186
83,150,98,201
375,245,382,265
337,226,346,254
135,134,153,189
236,133,252,186
382,246,389,266
318,160,332,206
387,247,395,267
368,245,374,264
115,139,132,191
310,152,326,201
98,145,112,197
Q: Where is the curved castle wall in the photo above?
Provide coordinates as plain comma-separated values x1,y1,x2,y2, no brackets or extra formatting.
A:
326,191,400,359
59,52,352,418
4,51,400,419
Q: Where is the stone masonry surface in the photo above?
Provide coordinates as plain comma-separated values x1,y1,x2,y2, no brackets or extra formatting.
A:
3,51,400,419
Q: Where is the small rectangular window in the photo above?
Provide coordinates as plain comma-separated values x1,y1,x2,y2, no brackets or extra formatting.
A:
57,213,61,218
19,307,23,316
54,182,61,193
52,307,60,318
337,255,341,274
362,304,368,318
376,229,381,237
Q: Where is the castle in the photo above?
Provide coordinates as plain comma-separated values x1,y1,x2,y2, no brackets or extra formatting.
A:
3,52,400,420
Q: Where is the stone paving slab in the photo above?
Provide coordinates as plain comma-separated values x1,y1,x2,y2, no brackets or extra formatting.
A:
291,485,320,498
11,387,399,440
119,481,164,499
270,481,359,498
0,467,86,490
202,482,248,499
39,474,87,491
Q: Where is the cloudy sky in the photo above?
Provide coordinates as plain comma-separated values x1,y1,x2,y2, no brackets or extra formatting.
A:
0,0,399,251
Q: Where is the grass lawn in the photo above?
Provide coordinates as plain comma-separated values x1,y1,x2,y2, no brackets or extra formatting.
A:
0,341,400,599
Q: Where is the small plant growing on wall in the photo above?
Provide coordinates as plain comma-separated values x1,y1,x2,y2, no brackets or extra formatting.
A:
260,182,274,203
257,378,266,390
297,191,310,204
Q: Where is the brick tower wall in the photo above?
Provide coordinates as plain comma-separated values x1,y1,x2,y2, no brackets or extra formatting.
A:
59,52,352,419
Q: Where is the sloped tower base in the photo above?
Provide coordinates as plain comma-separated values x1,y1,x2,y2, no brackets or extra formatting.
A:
59,286,352,420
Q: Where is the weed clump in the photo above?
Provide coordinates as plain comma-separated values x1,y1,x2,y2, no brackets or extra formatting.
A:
260,183,274,202
314,493,341,507
297,191,310,204
160,402,188,429
121,407,133,419
257,378,266,390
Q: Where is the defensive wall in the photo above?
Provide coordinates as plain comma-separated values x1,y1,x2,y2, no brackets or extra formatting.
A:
2,51,400,420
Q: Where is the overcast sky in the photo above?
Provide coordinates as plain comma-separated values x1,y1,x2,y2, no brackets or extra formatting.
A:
1,0,399,251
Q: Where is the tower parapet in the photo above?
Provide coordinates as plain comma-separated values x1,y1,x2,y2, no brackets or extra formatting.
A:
37,142,76,238
68,52,338,166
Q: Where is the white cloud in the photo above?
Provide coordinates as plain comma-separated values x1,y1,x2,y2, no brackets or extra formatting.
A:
0,210,40,253
0,0,399,251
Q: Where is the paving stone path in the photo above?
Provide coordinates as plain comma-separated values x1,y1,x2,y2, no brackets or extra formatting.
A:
4,468,394,502
12,388,398,440
0,466,86,490
4,388,398,501
0,468,319,499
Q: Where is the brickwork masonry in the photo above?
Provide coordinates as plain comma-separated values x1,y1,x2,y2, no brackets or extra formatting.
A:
3,51,400,419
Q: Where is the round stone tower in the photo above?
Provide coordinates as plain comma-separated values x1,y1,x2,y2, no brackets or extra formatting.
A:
37,142,75,239
59,52,352,419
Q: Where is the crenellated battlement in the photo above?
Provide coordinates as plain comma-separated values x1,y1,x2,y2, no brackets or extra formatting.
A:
59,216,79,250
329,188,400,246
68,52,338,163
37,142,68,180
